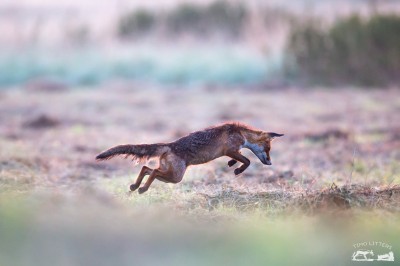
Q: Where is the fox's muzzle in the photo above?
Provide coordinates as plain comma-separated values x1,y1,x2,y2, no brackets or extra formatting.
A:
256,152,272,165
260,155,271,165
262,159,272,165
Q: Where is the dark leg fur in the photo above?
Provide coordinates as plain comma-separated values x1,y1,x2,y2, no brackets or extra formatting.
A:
138,169,165,194
138,166,185,194
226,151,250,175
130,166,152,191
228,159,237,167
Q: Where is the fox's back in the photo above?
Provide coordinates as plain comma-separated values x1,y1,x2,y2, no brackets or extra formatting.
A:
169,124,244,165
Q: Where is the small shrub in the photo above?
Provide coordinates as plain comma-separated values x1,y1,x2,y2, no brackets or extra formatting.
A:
285,14,400,87
166,4,205,34
205,1,247,37
118,9,156,38
166,1,247,37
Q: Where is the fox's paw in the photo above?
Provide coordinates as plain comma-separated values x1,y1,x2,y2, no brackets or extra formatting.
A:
138,187,148,194
234,168,243,176
130,184,139,191
228,160,237,167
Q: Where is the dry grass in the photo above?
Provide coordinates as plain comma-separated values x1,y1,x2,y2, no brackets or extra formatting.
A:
0,86,399,265
1,86,399,205
195,183,400,215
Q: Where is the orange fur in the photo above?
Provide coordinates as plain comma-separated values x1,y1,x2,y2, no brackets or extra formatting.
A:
96,122,283,194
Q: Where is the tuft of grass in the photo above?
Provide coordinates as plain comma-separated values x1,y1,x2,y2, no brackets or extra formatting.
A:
198,184,400,214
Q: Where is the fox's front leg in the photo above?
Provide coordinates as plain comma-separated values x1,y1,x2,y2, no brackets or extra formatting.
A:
226,151,250,175
228,152,242,167
227,159,237,167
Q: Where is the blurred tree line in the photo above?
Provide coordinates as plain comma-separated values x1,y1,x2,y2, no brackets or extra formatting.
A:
118,1,400,87
285,14,400,87
118,1,246,39
1,0,399,88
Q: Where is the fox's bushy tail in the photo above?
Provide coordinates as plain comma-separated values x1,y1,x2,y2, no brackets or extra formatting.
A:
95,144,168,162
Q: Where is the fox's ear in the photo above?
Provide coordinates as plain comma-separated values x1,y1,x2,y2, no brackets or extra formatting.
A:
268,132,284,140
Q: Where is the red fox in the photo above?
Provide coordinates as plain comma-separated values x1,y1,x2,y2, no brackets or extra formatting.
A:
96,123,283,194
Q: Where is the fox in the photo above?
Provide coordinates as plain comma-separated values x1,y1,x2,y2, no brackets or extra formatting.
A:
96,122,283,194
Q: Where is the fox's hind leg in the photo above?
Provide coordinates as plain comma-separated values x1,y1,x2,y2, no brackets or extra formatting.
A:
138,169,162,194
138,153,186,194
130,166,152,191
138,167,186,194
226,151,250,175
138,168,185,194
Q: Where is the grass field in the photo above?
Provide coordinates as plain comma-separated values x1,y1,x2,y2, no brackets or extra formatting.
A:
0,86,399,266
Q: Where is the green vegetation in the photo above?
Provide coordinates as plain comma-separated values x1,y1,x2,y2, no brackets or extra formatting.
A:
286,14,400,87
118,9,156,38
1,181,400,266
116,1,247,39
3,2,400,88
166,1,246,37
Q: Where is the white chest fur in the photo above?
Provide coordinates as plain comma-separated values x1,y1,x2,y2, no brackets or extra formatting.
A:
242,140,263,153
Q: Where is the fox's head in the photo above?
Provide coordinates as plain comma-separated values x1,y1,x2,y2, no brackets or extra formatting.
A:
243,132,284,165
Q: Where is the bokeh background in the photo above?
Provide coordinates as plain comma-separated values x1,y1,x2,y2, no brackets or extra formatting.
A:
0,1,400,266
2,0,400,87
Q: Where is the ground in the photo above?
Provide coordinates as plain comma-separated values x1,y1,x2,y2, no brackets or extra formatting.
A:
0,85,399,266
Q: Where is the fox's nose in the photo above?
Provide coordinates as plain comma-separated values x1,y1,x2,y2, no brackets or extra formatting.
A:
264,160,272,165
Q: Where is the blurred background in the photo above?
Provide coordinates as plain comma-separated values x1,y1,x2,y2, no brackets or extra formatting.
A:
0,1,400,266
1,0,399,88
